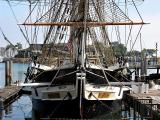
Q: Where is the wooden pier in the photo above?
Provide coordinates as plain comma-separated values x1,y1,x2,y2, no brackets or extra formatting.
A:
0,85,22,109
129,64,160,69
123,89,160,120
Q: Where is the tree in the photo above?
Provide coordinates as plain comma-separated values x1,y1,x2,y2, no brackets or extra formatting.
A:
5,42,23,57
5,44,16,57
15,42,22,50
142,49,156,57
93,41,115,65
111,42,127,57
127,50,141,57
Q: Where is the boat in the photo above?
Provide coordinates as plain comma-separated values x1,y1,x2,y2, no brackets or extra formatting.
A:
20,0,146,119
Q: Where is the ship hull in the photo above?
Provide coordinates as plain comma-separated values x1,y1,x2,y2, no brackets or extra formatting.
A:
32,97,118,119
30,69,128,119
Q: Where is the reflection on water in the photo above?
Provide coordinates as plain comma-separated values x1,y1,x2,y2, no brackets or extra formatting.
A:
0,95,32,120
0,63,31,120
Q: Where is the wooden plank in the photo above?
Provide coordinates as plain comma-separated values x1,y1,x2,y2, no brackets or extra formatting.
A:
21,21,148,27
0,86,22,109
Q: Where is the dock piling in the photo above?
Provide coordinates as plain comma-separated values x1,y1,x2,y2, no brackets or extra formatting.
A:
5,60,12,86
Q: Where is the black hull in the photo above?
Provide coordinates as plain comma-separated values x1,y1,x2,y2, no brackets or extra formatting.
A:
32,98,121,119
31,72,124,119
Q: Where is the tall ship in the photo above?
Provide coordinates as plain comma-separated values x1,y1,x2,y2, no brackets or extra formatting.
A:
17,0,146,119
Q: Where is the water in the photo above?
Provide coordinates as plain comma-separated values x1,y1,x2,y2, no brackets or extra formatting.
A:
1,96,32,120
0,63,5,88
0,63,28,87
12,63,28,83
0,62,31,120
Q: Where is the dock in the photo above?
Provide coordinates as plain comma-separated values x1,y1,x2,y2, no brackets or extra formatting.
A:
129,64,160,69
0,85,22,109
123,89,160,120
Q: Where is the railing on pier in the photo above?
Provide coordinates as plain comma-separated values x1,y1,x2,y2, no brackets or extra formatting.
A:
123,94,160,120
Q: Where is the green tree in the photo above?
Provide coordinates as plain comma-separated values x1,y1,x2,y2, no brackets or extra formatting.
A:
127,50,141,57
15,42,22,50
93,41,116,65
5,44,16,57
5,42,23,57
142,49,156,57
111,42,127,57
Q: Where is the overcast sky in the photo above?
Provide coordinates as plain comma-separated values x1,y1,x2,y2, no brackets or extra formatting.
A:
0,0,160,54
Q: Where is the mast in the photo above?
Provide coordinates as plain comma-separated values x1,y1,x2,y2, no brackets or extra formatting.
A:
69,0,88,69
19,0,147,67
82,0,88,69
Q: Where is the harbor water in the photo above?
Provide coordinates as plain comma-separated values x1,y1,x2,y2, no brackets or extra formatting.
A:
0,62,31,120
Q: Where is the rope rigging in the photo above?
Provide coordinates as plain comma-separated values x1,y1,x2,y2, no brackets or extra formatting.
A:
2,0,147,84
6,0,31,45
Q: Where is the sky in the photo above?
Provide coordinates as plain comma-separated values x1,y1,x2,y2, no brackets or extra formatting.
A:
0,0,160,54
